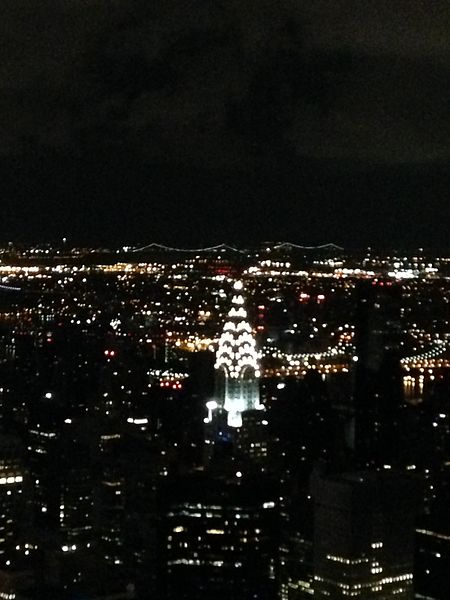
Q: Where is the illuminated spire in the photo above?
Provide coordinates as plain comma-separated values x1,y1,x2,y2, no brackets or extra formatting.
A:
215,281,260,380
215,281,263,427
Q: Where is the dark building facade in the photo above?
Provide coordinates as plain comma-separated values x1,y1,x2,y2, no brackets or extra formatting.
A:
312,470,418,599
163,470,279,600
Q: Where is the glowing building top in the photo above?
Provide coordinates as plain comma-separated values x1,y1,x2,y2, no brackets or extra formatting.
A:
214,281,263,427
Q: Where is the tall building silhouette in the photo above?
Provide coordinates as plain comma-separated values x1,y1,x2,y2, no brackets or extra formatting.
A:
312,470,417,599
163,469,279,600
352,280,404,468
0,435,25,560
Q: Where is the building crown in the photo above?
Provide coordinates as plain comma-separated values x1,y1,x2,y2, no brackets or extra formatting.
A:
215,281,260,379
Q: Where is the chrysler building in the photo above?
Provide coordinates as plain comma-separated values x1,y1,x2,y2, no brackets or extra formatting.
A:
214,281,263,428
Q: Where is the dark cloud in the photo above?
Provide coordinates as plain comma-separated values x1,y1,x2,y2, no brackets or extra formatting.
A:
0,0,450,164
301,0,450,58
1,1,449,245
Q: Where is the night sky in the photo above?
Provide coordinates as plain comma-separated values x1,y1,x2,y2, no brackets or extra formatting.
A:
1,0,450,247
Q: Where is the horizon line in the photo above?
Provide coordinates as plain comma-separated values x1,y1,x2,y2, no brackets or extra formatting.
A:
131,241,345,253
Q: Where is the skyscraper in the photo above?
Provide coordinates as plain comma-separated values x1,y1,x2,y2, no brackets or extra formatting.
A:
214,281,263,428
0,435,25,561
312,470,418,599
163,469,279,600
204,281,268,468
352,280,403,468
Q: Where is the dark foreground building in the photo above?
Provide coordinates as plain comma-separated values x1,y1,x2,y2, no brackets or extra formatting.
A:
163,468,279,600
312,470,418,599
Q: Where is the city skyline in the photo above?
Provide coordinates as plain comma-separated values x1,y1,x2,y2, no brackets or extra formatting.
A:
0,2,449,598
0,244,449,597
